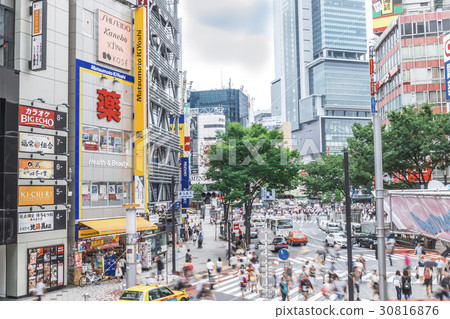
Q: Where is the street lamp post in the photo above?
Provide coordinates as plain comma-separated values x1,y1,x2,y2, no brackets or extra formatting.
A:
124,204,139,288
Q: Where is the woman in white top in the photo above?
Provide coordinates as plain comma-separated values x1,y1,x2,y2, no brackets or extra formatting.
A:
393,270,402,300
216,257,223,282
115,260,123,282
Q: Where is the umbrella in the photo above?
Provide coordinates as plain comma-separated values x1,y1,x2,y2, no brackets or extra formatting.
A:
424,261,437,268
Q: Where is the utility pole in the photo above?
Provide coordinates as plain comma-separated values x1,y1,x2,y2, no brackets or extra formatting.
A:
171,175,176,273
343,152,354,301
370,45,387,301
227,205,232,260
124,204,139,288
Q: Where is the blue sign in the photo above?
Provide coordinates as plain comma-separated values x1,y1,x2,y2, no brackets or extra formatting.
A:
181,157,190,208
278,248,289,260
371,97,376,114
168,201,181,210
445,60,450,100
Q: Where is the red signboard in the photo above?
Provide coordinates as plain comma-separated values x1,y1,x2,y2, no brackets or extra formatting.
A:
184,137,191,151
20,105,55,129
97,88,121,122
137,0,147,5
370,80,375,96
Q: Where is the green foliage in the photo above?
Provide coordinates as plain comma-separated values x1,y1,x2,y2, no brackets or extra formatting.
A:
299,154,345,198
347,103,450,187
191,183,204,202
206,122,301,238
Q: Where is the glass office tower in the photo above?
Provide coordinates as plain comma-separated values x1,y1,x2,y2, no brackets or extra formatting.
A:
274,0,370,161
189,89,249,127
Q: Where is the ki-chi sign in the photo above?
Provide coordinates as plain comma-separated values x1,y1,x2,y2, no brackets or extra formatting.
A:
97,10,132,70
30,0,47,71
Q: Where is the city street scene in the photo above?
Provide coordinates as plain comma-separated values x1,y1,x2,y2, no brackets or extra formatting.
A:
1,0,450,309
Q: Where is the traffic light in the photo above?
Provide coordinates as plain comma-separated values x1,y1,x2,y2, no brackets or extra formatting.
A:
212,192,217,198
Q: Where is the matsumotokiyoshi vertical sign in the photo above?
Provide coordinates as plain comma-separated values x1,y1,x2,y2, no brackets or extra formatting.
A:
444,34,450,100
30,0,47,71
133,8,147,213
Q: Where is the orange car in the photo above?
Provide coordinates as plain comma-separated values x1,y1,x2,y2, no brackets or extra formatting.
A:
286,231,308,246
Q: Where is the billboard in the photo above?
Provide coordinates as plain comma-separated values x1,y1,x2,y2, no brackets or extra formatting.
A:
97,10,132,70
372,0,403,35
384,195,450,243
444,34,450,100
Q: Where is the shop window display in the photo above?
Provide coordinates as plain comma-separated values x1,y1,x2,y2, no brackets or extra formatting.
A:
99,128,108,152
108,182,122,206
81,182,132,207
108,130,123,153
82,126,99,151
91,182,108,207
82,183,91,207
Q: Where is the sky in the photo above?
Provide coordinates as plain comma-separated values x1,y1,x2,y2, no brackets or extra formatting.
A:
180,0,375,112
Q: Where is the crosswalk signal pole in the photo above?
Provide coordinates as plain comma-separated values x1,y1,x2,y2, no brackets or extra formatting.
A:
343,152,354,301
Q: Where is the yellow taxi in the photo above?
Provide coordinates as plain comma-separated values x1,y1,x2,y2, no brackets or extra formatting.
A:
118,284,189,301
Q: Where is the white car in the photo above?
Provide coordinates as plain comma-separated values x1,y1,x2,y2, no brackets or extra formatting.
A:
325,232,347,248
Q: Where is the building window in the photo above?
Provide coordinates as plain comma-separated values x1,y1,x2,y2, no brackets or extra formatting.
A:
0,5,14,68
108,182,122,206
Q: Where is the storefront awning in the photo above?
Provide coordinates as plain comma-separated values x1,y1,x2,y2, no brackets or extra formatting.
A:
78,217,157,239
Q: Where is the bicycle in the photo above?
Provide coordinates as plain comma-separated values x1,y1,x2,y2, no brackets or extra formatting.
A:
78,271,102,287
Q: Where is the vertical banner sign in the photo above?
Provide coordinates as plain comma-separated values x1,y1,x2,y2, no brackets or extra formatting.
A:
179,115,185,157
134,8,147,213
444,34,450,100
30,0,47,71
181,157,190,209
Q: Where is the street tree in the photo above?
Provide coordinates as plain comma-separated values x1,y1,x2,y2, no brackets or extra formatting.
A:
299,154,345,199
206,122,301,245
348,104,450,188
191,183,205,211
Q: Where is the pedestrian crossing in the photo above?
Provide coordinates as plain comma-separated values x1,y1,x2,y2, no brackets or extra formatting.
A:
190,251,427,301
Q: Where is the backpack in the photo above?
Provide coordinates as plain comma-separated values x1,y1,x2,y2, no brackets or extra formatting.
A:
403,277,410,289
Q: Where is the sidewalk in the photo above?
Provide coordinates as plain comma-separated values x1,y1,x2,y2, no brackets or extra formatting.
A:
11,211,228,301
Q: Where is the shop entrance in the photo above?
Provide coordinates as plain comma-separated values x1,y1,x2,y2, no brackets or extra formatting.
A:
0,245,6,297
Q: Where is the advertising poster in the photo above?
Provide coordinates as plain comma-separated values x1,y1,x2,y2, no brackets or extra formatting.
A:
97,10,132,70
27,245,64,293
19,159,54,179
372,0,403,35
19,132,55,154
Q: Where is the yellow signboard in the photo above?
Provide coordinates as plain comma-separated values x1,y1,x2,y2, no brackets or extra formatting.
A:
18,186,54,206
134,7,147,213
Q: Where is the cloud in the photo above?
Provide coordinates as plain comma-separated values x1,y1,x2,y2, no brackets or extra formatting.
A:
180,0,273,111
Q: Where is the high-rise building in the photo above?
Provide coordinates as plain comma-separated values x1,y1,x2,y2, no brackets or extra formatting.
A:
189,89,250,127
272,0,371,161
